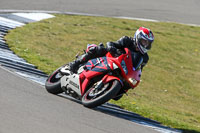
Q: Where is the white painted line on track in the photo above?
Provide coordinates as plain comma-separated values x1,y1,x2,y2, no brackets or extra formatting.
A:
115,16,160,22
12,13,55,21
0,16,25,27
15,71,47,85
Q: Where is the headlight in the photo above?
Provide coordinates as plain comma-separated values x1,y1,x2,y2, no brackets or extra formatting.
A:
121,60,128,74
112,63,118,69
129,78,137,86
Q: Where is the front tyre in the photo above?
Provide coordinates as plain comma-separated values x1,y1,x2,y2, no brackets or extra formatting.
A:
82,80,121,108
45,68,63,94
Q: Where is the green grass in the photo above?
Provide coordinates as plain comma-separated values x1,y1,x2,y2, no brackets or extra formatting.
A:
5,14,200,133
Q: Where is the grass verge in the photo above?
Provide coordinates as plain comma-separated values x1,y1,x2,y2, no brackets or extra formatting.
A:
5,14,200,133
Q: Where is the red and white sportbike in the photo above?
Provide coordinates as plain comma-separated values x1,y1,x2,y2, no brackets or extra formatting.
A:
45,48,142,108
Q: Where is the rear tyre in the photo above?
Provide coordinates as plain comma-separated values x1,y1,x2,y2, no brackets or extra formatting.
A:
45,68,63,94
82,80,121,108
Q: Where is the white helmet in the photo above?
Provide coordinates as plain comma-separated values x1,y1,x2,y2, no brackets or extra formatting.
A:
134,27,154,54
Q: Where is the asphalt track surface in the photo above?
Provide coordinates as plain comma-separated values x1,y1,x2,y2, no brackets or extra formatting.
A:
0,67,160,133
1,0,200,25
0,0,198,133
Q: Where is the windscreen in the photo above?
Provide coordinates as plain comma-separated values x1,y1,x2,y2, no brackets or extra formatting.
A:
131,52,143,70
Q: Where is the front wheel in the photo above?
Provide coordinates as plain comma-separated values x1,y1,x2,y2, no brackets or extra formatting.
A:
45,67,63,94
82,80,121,108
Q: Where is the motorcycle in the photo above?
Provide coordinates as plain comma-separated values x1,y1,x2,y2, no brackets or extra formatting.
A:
45,47,142,108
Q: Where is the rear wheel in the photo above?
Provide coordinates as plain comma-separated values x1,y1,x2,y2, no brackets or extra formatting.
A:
45,68,63,94
82,80,121,108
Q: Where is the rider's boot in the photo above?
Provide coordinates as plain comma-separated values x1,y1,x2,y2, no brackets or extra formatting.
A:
69,59,82,73
69,43,107,73
69,53,90,73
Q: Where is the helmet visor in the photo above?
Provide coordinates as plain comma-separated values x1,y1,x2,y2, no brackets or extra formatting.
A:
137,39,152,54
140,39,152,50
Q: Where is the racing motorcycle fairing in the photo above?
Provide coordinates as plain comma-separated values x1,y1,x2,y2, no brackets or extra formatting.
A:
79,48,141,95
61,74,82,99
105,48,142,88
79,56,120,96
84,56,111,73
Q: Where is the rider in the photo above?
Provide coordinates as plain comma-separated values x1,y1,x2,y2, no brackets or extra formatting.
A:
69,27,154,73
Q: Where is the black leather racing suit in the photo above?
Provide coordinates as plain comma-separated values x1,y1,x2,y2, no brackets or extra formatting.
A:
69,36,149,72
106,36,149,70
